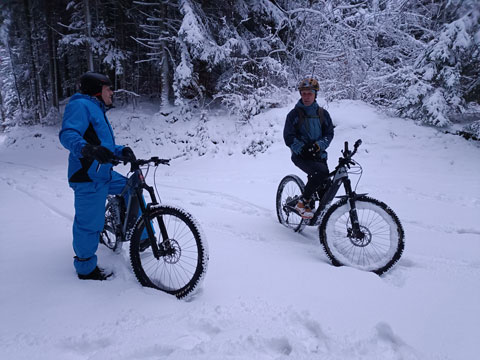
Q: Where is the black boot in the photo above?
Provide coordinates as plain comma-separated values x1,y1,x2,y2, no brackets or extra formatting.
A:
78,266,113,281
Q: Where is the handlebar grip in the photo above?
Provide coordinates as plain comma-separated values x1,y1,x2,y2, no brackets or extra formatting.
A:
151,156,170,165
111,155,130,165
110,157,122,166
344,141,349,153
354,139,362,149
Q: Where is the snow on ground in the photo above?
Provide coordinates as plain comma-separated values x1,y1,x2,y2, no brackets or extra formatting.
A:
0,99,479,360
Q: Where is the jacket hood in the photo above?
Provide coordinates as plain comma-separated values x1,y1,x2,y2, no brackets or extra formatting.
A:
295,99,319,111
69,93,106,112
295,99,319,117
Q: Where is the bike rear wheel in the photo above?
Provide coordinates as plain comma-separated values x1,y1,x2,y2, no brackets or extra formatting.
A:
129,204,208,299
276,175,307,232
319,196,404,275
100,195,124,252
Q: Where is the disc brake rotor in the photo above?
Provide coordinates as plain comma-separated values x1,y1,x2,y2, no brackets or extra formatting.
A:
348,225,372,247
162,239,182,264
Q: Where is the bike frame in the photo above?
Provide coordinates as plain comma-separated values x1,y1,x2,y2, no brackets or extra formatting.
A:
307,141,366,238
114,158,170,260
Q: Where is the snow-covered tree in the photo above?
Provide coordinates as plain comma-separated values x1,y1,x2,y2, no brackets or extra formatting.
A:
396,5,479,127
135,0,289,120
0,0,50,124
0,9,21,125
0,0,478,134
58,0,130,91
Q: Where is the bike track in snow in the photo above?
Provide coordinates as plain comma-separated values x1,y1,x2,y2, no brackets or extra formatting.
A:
2,159,479,285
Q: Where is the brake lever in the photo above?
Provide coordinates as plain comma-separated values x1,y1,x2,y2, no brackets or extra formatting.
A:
151,156,170,166
354,139,362,149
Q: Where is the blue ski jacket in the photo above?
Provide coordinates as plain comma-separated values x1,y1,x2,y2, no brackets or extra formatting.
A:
59,93,124,183
283,100,334,159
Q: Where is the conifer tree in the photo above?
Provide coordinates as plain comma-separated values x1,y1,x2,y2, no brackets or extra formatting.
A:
396,5,479,128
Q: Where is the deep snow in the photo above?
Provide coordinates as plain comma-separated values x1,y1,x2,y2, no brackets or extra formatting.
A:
1,99,479,360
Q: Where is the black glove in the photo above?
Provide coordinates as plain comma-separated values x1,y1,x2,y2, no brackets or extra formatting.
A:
301,142,321,159
121,146,136,162
81,144,114,164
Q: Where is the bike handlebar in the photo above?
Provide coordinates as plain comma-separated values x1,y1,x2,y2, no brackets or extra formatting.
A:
342,139,362,158
111,155,170,168
338,138,362,169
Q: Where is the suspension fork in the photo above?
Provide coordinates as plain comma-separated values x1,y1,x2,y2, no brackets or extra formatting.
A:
136,183,170,259
343,178,364,238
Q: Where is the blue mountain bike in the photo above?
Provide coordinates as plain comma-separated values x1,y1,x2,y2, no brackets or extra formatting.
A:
100,156,208,299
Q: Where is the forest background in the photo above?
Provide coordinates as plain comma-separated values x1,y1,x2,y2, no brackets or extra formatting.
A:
0,0,479,139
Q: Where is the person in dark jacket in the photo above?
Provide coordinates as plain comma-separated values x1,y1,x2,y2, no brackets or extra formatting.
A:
59,72,136,280
283,77,335,219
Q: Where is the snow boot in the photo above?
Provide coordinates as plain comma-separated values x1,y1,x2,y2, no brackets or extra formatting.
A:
78,266,113,281
294,198,314,219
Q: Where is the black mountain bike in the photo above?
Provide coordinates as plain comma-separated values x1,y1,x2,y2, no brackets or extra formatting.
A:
276,139,404,275
100,156,208,299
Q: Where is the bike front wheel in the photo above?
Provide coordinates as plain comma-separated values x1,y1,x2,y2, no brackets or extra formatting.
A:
129,205,208,299
319,196,404,275
276,175,307,232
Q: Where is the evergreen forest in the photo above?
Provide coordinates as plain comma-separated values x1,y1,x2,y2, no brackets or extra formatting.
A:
0,0,479,135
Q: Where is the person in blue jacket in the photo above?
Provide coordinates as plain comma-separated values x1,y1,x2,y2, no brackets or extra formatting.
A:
283,77,335,219
60,72,136,280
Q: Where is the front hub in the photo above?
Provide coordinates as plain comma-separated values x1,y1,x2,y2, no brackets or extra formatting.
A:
347,225,372,247
161,239,182,264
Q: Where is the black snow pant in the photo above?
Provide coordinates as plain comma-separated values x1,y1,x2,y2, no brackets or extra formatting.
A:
292,155,329,201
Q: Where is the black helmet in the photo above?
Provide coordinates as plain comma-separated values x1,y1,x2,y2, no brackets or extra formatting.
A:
80,72,112,96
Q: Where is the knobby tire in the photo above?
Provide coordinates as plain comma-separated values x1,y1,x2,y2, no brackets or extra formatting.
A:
129,204,208,299
276,175,307,233
319,196,404,275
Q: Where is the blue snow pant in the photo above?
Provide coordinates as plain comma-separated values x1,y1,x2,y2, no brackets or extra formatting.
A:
70,171,131,275
292,156,329,201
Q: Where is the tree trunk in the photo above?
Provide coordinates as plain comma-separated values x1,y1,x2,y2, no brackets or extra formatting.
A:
23,0,45,121
5,41,24,113
0,90,5,124
45,0,59,109
160,2,171,106
84,0,94,71
161,43,171,106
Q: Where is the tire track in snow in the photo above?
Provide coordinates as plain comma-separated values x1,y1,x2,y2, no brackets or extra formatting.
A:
158,182,272,217
403,219,480,237
383,252,480,290
0,160,50,172
1,176,73,222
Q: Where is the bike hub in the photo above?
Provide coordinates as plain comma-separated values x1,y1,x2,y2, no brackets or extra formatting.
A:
347,225,372,247
162,239,182,264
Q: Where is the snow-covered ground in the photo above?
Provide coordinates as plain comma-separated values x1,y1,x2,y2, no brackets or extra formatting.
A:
1,99,479,360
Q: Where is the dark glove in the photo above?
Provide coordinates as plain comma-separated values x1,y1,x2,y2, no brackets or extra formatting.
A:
81,144,114,164
121,146,136,162
301,142,321,159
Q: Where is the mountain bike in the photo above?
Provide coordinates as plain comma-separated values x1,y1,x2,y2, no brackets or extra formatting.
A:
276,139,404,275
100,156,208,299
